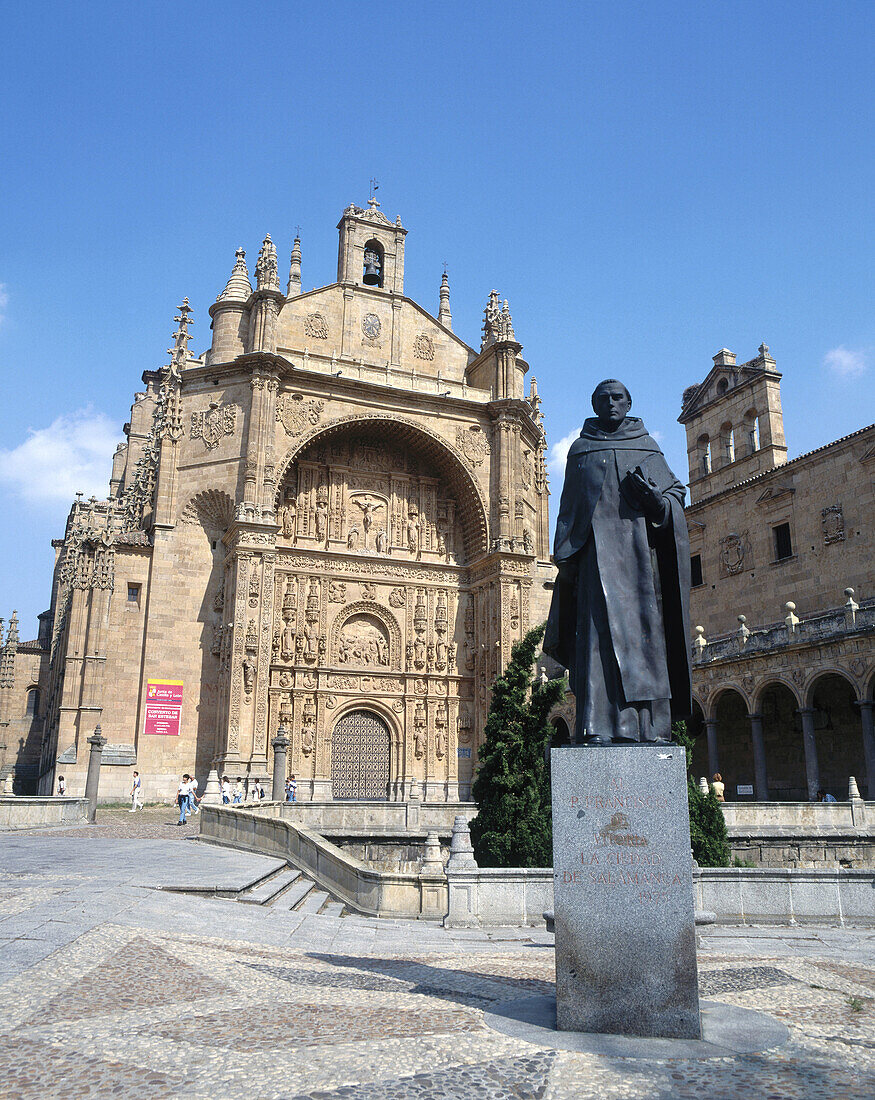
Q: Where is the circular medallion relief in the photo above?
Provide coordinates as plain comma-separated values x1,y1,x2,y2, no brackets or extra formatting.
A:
361,313,382,340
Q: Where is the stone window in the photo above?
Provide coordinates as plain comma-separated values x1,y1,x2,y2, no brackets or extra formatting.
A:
127,583,141,605
690,554,703,588
772,522,793,562
25,688,39,717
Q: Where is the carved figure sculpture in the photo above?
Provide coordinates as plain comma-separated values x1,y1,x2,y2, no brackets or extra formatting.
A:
281,499,296,538
544,379,691,744
315,501,328,542
242,656,256,694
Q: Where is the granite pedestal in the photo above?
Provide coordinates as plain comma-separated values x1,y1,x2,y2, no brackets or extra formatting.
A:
551,744,700,1039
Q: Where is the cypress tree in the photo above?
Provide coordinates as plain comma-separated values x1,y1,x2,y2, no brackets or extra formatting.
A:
673,720,730,867
470,623,566,867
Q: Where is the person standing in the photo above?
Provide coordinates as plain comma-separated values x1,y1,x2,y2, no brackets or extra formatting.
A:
57,775,66,797
177,774,191,825
711,773,725,802
221,776,231,804
287,774,297,803
130,771,144,812
232,777,244,804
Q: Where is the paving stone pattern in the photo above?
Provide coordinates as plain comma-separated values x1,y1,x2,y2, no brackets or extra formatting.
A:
1,830,874,1098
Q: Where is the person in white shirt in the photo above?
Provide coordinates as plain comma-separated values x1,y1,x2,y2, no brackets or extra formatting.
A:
221,777,231,804
57,775,66,797
177,775,191,825
187,775,200,815
233,778,244,804
129,771,144,812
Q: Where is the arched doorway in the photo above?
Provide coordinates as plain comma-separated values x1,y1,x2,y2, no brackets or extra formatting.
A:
331,709,391,800
713,688,754,800
810,673,865,801
758,682,805,800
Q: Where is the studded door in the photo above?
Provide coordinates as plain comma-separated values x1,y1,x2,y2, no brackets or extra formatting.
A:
331,710,391,800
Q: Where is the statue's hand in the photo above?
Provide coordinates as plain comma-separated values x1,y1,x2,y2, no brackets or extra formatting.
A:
628,469,666,521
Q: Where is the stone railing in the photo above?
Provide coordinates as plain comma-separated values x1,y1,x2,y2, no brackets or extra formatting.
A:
692,591,874,665
200,804,875,927
276,799,476,837
0,796,89,829
720,799,871,834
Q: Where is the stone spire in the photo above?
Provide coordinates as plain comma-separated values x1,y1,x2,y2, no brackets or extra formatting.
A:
166,299,193,381
217,248,252,303
286,233,302,297
480,290,516,349
6,612,18,646
255,234,280,292
438,270,452,331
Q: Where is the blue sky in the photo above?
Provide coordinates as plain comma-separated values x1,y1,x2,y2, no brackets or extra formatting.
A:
1,1,873,638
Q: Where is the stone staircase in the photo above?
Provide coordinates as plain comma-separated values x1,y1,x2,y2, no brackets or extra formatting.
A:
236,863,345,916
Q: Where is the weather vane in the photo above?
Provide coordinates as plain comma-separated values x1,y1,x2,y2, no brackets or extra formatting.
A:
370,177,379,196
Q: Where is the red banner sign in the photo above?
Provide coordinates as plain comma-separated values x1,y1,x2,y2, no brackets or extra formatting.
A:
144,679,183,736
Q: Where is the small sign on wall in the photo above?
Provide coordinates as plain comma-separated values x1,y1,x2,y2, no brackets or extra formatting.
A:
144,679,183,736
736,784,754,796
457,747,472,758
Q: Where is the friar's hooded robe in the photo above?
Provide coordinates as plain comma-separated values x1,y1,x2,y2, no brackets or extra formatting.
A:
544,416,691,742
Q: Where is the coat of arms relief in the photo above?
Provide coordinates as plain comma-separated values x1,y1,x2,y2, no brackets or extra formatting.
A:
190,401,238,450
276,392,325,437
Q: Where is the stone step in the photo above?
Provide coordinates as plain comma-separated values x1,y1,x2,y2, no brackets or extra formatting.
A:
296,889,330,914
240,867,302,905
272,877,317,910
321,901,345,918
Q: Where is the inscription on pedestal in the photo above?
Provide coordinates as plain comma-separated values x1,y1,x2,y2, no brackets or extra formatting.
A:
551,745,700,1039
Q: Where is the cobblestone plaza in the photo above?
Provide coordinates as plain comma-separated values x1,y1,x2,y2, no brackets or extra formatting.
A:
1,813,873,1099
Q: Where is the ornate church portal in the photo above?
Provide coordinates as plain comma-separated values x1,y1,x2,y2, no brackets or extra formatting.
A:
331,710,391,800
31,195,553,802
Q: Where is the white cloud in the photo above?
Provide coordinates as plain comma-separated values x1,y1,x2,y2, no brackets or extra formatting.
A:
0,408,119,508
824,345,868,379
548,429,579,484
0,283,8,327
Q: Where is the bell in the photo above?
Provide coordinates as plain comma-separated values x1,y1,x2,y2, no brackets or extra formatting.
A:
363,258,381,286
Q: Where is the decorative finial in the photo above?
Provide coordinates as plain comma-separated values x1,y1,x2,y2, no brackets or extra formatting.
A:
216,248,252,303
438,267,452,331
255,234,280,292
287,233,302,297
166,298,193,378
368,178,380,208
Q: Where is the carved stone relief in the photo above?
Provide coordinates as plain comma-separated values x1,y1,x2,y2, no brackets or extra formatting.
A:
276,393,325,438
190,401,237,450
456,425,490,469
719,532,750,576
822,504,845,544
304,312,329,339
413,333,435,361
337,613,390,668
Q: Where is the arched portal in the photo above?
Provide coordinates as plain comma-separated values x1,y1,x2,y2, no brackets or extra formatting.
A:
758,682,805,800
810,673,865,801
713,689,754,799
331,709,391,800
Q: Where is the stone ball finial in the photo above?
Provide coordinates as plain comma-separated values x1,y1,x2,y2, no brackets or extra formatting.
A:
785,602,796,612
737,615,747,624
844,587,855,598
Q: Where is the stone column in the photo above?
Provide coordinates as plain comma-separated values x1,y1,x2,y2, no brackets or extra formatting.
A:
855,700,875,800
704,718,719,779
271,724,290,802
747,712,769,801
798,708,821,802
84,725,107,823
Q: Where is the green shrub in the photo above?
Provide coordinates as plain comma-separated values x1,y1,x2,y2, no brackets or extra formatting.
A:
674,721,731,867
470,624,566,867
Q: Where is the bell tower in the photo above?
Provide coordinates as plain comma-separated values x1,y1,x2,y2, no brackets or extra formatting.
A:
336,191,407,293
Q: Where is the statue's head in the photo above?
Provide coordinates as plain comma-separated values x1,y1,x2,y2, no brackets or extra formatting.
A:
591,379,632,430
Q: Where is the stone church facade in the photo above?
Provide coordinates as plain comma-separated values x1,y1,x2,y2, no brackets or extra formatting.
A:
2,198,552,801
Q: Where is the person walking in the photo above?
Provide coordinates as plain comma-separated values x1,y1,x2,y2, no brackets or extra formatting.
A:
130,771,144,812
221,776,231,804
177,775,191,825
232,777,244,804
287,775,297,803
57,775,66,797
188,774,201,815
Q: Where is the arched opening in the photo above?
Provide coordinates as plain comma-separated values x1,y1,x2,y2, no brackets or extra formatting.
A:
720,422,735,464
697,434,712,476
688,700,708,781
331,709,391,800
758,682,805,800
717,377,729,396
810,673,865,801
550,716,571,749
745,409,760,453
713,688,754,800
362,239,384,287
25,687,40,717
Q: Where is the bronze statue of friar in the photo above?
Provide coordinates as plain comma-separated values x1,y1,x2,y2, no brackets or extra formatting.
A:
544,379,692,745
